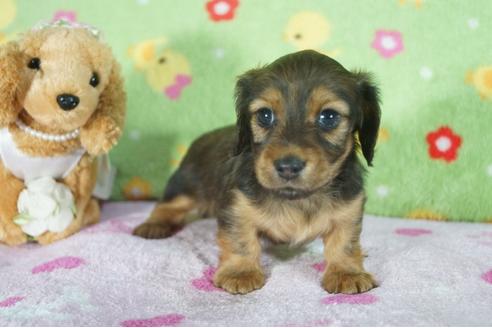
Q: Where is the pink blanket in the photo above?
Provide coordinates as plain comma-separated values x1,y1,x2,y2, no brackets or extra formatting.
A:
1,202,491,326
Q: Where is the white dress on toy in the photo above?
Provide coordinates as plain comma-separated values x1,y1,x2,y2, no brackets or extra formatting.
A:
0,127,85,181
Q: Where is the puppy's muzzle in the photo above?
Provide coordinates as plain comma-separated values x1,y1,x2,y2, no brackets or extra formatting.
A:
274,155,306,180
57,94,80,111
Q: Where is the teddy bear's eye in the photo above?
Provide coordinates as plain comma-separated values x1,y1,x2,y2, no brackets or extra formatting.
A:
27,57,41,70
89,72,100,88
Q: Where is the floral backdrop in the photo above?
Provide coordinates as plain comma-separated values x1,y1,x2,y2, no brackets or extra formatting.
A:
1,0,491,222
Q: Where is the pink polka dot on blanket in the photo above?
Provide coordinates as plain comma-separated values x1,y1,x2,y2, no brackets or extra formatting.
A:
191,266,222,292
32,256,85,274
322,293,378,305
0,296,24,308
395,228,432,236
481,269,492,284
121,314,185,327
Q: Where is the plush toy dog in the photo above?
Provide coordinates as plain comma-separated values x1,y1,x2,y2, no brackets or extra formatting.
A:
0,21,125,245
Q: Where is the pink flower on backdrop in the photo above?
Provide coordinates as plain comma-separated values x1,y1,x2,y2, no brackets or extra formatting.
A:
372,30,404,59
206,0,239,22
191,266,222,292
121,314,185,327
52,10,77,23
0,296,24,308
395,228,432,236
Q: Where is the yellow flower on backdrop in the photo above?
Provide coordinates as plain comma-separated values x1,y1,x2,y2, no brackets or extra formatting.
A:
466,66,492,100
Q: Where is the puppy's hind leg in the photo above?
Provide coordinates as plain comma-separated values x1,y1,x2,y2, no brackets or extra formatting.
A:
133,195,196,239
133,171,197,239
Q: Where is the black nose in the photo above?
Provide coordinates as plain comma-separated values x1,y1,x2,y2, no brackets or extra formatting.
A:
274,156,306,180
56,94,80,111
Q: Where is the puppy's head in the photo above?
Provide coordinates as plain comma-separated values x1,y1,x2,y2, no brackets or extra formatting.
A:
18,26,117,131
235,50,381,199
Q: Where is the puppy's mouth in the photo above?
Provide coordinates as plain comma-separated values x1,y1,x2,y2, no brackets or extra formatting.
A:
272,187,315,200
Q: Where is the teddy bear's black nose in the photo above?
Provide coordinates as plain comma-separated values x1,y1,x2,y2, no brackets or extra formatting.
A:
56,94,80,111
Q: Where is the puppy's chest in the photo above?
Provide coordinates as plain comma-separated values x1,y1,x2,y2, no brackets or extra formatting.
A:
254,200,338,245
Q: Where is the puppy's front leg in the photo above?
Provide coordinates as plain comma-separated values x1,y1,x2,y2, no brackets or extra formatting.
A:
213,223,265,295
321,199,377,294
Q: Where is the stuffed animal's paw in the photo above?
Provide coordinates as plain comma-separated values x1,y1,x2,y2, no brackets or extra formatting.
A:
36,231,67,245
80,116,121,156
0,224,27,246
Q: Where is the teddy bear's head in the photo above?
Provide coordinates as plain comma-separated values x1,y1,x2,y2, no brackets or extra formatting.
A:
0,23,125,155
20,26,117,131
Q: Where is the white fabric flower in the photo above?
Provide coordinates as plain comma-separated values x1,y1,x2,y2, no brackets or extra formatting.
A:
14,177,76,237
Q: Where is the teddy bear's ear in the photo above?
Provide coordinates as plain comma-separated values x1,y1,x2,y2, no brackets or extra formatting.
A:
80,59,126,156
0,41,30,127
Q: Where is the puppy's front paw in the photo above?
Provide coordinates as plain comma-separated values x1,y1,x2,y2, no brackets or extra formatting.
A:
132,222,177,239
322,270,376,294
213,266,265,294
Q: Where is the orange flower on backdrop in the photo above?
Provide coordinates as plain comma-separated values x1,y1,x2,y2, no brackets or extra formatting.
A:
426,126,462,163
206,0,239,22
123,177,152,200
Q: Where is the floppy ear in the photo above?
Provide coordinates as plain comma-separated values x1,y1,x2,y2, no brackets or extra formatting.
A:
80,59,126,156
354,72,381,166
0,41,30,127
233,68,262,156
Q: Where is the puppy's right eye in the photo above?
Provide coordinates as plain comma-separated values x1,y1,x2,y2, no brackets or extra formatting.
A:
27,57,41,70
256,107,275,128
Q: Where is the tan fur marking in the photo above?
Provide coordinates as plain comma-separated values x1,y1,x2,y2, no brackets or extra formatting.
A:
320,193,377,293
133,195,197,239
249,88,284,143
214,213,264,294
255,136,354,192
232,190,364,246
307,86,351,145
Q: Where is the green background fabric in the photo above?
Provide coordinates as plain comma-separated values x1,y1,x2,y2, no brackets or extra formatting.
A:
1,0,491,222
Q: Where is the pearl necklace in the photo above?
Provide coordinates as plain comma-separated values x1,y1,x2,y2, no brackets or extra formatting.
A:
15,120,80,142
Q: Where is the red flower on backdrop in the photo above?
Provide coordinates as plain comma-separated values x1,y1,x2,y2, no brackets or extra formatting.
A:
206,0,239,22
426,126,462,163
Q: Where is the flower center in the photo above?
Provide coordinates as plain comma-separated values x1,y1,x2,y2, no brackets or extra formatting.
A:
435,136,452,152
214,1,230,15
381,36,397,50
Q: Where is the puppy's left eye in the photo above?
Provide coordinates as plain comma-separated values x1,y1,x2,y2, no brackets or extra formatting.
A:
256,107,275,128
89,72,100,88
317,109,341,131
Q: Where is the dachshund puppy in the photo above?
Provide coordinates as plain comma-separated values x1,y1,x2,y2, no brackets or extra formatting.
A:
134,50,381,295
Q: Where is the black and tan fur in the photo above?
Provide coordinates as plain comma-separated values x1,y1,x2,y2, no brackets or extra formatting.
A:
133,50,381,295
